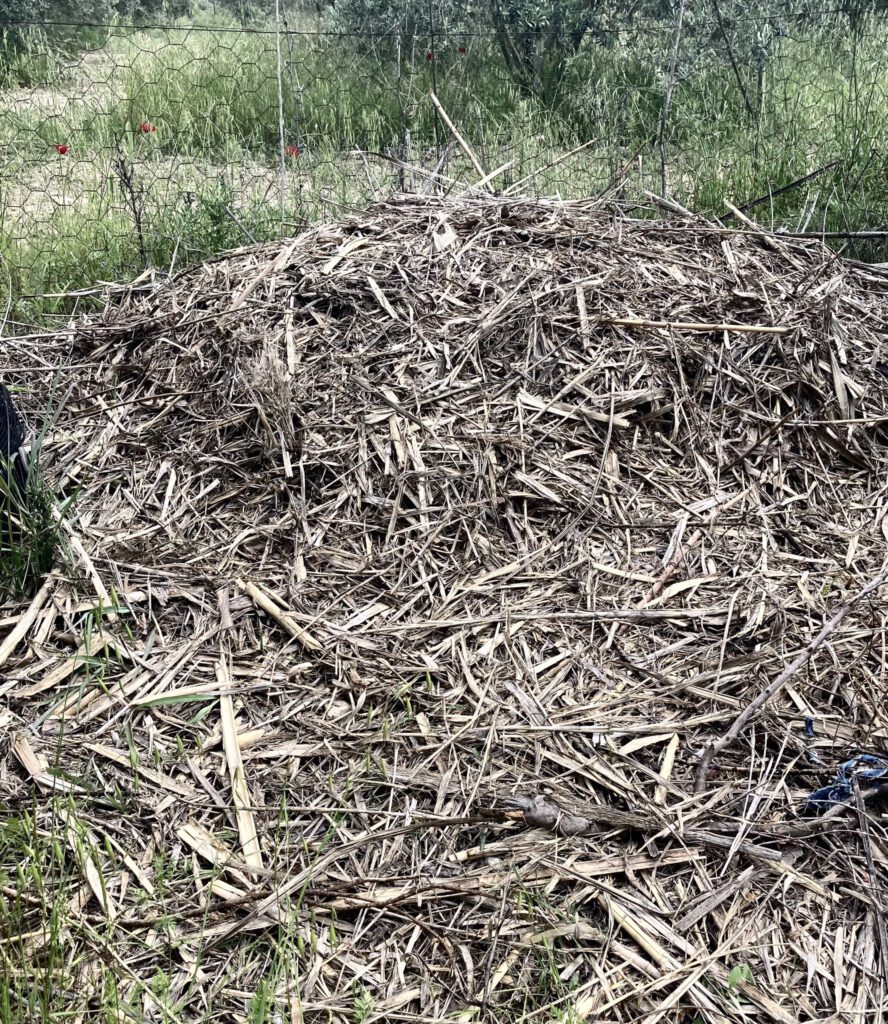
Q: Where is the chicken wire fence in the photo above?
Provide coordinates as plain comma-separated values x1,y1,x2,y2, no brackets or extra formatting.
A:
0,2,887,309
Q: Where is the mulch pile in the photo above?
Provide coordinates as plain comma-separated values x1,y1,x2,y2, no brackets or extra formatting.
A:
4,194,888,1022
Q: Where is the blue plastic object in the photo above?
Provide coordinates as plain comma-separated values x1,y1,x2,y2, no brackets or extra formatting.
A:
803,753,888,814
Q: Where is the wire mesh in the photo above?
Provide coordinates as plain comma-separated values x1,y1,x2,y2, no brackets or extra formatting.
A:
0,1,886,311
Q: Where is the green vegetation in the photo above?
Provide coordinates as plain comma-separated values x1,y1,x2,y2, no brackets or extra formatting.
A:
0,809,77,1023
0,797,182,1024
0,6,886,317
0,436,59,601
0,6,880,321
1,8,885,1021
0,478,57,601
727,962,754,993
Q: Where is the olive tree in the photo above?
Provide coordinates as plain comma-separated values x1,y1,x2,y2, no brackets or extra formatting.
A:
0,0,191,21
333,0,626,101
331,0,478,43
487,0,628,100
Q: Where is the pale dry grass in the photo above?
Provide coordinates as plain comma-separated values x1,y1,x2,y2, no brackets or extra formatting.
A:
3,193,888,1021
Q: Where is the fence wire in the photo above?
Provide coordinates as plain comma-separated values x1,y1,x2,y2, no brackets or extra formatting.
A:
0,2,886,311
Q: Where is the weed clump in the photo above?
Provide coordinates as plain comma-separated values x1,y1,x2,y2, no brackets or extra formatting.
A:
0,479,57,601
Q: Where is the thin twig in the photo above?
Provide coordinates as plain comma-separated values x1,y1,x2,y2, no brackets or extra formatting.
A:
696,567,888,790
658,0,686,198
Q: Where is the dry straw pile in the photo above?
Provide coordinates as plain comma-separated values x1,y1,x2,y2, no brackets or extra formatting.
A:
4,193,888,1021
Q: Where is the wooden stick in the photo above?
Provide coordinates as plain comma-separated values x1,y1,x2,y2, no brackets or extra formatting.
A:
176,819,264,885
0,579,52,667
723,198,770,235
471,160,515,192
428,91,487,181
55,506,113,609
504,138,601,196
237,578,323,652
11,733,48,778
642,188,696,219
853,776,888,988
604,315,789,335
727,159,844,216
625,491,748,626
218,657,264,873
696,566,888,789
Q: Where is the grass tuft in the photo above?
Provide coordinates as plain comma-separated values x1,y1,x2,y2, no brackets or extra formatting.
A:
1,13,887,322
0,471,58,602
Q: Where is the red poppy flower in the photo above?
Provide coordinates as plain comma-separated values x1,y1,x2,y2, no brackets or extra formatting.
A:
139,121,157,134
54,143,69,155
458,46,466,54
286,144,300,158
426,51,434,61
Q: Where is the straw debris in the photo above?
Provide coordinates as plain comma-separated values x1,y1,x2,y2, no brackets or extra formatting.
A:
3,193,888,1021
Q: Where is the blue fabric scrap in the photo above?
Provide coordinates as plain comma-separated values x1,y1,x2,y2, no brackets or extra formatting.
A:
804,753,888,814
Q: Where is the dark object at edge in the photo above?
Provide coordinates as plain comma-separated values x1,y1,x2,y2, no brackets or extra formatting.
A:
0,383,28,500
803,753,888,814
